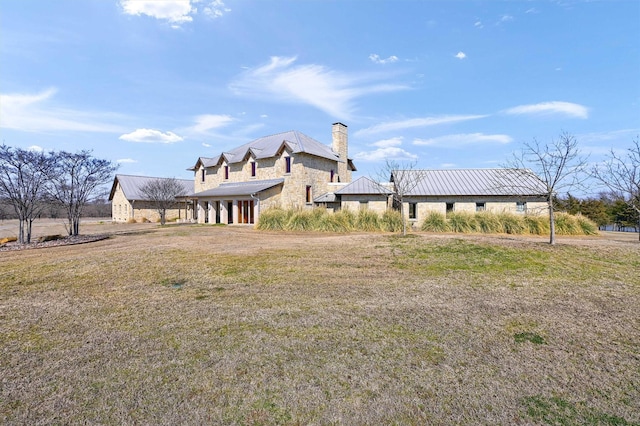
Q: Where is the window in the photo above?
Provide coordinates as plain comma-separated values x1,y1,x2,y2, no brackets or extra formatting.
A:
476,202,486,212
446,203,454,213
330,169,335,182
251,161,256,177
285,157,291,174
359,201,368,210
201,168,205,182
224,165,229,180
409,202,417,219
516,201,527,212
306,185,312,204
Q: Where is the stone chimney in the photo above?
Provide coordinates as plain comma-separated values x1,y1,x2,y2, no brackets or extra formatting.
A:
332,122,350,182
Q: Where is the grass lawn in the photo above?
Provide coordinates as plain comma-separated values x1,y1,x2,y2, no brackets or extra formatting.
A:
1,224,638,425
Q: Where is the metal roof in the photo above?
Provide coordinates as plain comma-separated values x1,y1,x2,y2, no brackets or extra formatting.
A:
191,178,284,198
314,192,337,203
335,176,393,195
109,174,193,201
189,131,342,171
391,169,548,196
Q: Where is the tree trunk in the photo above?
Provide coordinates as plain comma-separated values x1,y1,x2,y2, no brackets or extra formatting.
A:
548,198,556,245
18,219,25,244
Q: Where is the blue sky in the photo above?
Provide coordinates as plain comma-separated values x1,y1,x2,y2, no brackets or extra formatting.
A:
1,0,638,197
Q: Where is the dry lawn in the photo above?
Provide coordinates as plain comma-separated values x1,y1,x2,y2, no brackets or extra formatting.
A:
1,223,639,425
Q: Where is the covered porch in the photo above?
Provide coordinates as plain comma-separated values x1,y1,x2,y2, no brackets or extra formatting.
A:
189,179,284,225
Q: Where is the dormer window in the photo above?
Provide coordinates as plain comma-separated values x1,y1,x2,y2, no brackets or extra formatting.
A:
251,161,256,177
285,156,291,174
201,168,205,182
224,165,229,180
330,169,335,182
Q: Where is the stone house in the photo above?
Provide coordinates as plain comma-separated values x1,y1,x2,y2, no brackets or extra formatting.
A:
187,122,356,224
109,175,194,223
386,169,548,228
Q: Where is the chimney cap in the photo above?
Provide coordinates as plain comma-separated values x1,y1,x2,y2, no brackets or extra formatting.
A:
332,122,348,128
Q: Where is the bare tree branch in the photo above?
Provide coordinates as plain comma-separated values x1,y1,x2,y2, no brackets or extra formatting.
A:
505,132,590,244
139,178,187,225
48,151,118,236
376,159,428,236
0,145,57,243
592,137,640,240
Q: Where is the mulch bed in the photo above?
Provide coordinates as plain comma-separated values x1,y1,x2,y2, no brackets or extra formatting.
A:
0,234,110,252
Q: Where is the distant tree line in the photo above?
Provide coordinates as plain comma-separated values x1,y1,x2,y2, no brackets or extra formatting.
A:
554,193,639,232
0,145,117,243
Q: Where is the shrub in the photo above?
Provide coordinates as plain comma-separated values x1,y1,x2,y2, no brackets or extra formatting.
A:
474,211,502,234
0,236,17,245
356,209,380,232
421,211,449,232
381,209,403,233
447,211,478,233
496,212,527,234
127,218,137,224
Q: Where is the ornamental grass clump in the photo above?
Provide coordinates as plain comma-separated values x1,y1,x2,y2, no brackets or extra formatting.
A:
447,211,479,233
333,209,357,231
524,215,549,235
554,212,581,235
575,214,598,235
256,208,292,230
286,209,315,231
474,211,502,234
421,211,449,232
496,212,528,234
380,209,403,233
356,209,380,232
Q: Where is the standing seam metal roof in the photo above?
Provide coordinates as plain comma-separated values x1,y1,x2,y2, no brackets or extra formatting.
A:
392,169,547,196
109,174,193,201
189,131,341,171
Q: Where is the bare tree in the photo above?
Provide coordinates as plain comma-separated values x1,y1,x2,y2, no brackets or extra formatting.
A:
592,138,640,240
139,177,187,225
378,159,428,236
507,132,589,245
48,150,118,236
0,146,57,243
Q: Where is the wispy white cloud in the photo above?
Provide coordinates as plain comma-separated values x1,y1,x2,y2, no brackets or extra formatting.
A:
120,0,229,28
369,54,399,64
372,137,403,148
455,52,467,60
355,114,487,137
0,88,125,133
184,114,234,135
119,128,184,143
117,158,137,163
414,133,512,147
355,136,417,162
28,145,44,152
120,0,194,26
440,163,457,168
504,101,589,119
229,56,409,119
355,147,418,162
202,142,211,148
203,0,231,19
474,21,483,29
499,14,514,23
